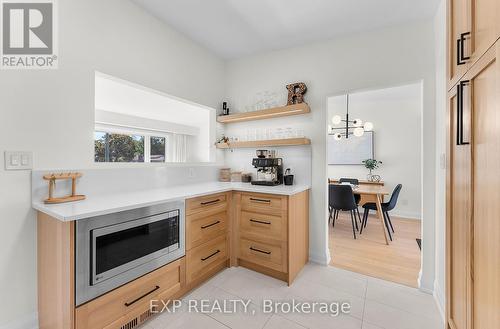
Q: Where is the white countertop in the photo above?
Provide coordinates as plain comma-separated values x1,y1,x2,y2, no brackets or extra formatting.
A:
32,182,310,222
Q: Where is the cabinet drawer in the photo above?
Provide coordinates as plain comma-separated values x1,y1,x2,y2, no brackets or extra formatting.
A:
186,193,227,215
240,211,285,242
186,235,227,284
239,238,285,272
186,210,227,250
241,193,286,215
75,259,183,329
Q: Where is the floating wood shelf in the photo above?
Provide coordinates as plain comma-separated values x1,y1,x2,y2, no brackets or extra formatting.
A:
217,103,310,124
216,137,311,149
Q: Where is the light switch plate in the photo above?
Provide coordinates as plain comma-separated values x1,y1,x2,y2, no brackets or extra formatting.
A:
440,153,446,170
4,151,33,170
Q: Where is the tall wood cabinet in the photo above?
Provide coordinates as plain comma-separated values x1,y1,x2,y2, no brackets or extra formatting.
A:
447,87,472,329
446,4,500,327
447,0,499,88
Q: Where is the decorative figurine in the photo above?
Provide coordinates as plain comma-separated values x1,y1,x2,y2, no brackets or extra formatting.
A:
286,82,307,105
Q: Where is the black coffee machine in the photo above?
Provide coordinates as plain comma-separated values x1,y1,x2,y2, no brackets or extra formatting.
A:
251,157,284,186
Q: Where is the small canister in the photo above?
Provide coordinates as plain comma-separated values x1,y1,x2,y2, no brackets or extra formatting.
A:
231,171,242,182
284,168,294,186
241,173,252,183
219,168,231,182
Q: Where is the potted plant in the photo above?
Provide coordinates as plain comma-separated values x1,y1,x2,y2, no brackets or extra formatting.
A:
362,158,382,182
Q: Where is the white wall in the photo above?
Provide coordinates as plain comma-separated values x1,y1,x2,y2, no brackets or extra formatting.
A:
433,0,447,319
224,20,437,290
0,0,225,327
327,83,423,219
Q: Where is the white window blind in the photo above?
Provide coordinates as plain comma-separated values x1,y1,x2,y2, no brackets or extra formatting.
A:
172,134,187,163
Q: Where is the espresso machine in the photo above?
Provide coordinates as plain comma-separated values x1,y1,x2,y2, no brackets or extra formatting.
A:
251,156,284,186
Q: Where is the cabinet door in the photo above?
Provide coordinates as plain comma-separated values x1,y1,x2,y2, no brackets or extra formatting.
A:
469,41,499,329
446,86,472,329
470,0,500,65
448,0,471,87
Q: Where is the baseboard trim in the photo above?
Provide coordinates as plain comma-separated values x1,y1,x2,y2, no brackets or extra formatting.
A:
0,312,38,329
418,285,433,294
433,280,446,325
358,208,421,221
390,212,421,220
309,249,330,265
418,273,434,294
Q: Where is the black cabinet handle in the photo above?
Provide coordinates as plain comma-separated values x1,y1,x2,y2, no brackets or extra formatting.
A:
249,198,271,203
250,219,271,225
457,32,471,65
456,80,471,145
201,220,220,229
124,285,160,307
200,199,221,206
201,249,220,261
250,247,271,255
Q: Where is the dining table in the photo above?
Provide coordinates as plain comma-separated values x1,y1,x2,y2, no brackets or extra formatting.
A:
330,181,391,245
353,184,390,244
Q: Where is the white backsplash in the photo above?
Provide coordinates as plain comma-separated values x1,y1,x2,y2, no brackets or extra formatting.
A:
32,149,312,203
31,165,221,202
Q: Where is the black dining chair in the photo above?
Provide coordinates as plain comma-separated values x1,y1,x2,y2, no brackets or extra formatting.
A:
360,184,402,241
329,184,359,239
337,178,362,224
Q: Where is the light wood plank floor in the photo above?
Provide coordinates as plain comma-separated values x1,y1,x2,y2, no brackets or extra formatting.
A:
329,211,421,287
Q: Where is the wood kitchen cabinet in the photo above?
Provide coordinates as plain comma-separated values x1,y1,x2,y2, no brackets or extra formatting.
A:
37,213,186,329
448,0,471,86
185,192,231,286
446,85,472,329
37,188,309,329
75,258,184,329
447,0,500,89
184,189,309,286
446,40,500,329
233,190,309,284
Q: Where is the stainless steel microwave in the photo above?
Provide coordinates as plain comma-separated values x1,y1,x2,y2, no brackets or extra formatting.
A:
75,201,185,306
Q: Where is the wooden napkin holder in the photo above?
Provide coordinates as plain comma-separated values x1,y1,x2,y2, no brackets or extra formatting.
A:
43,172,86,204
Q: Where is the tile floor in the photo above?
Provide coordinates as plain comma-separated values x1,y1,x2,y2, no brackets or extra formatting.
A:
142,264,444,329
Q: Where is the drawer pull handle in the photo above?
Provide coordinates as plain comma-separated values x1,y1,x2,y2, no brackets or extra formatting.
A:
201,220,221,229
200,199,221,206
249,198,271,203
250,219,271,225
250,247,271,255
201,249,220,261
456,32,471,66
124,285,160,307
456,80,471,145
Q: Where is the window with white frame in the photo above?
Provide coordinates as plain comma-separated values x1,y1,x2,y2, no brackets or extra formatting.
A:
95,72,212,163
94,130,169,163
93,107,195,163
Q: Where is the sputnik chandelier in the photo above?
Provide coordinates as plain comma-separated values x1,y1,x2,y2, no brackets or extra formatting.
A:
329,94,373,140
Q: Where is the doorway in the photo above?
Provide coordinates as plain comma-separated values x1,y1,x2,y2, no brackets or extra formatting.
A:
326,82,423,287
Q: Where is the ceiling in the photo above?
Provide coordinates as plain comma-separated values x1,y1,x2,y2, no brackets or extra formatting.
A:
132,0,440,59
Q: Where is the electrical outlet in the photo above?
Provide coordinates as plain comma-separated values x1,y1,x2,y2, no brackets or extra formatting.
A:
4,151,32,170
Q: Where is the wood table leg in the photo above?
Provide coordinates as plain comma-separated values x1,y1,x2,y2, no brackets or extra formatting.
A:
375,194,389,245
